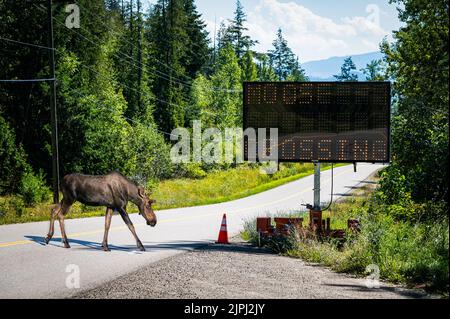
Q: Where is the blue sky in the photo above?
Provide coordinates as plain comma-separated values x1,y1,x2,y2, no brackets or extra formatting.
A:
142,0,402,62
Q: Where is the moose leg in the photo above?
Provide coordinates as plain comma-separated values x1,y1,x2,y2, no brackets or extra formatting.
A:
119,209,145,251
102,208,113,251
45,203,62,244
58,201,72,248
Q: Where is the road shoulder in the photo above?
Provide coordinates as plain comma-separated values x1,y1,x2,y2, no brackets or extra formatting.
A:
73,239,433,299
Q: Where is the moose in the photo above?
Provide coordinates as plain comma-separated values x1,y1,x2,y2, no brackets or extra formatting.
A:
44,171,157,251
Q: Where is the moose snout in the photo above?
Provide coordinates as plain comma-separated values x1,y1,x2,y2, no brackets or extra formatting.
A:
147,220,157,227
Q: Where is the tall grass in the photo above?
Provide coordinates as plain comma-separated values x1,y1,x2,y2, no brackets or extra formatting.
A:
152,163,339,209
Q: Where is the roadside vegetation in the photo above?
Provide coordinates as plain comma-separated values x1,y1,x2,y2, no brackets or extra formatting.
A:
242,172,449,294
243,0,449,295
0,163,339,224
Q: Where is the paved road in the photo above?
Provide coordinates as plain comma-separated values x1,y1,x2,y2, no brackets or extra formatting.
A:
0,163,383,298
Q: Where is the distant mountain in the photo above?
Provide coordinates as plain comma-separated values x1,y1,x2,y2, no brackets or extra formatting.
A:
302,52,384,81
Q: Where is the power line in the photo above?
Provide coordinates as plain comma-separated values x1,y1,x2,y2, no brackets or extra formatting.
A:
2,17,229,119
66,85,205,141
6,4,240,121
0,36,54,50
74,1,193,82
34,7,238,117
57,49,216,117
46,10,195,94
0,78,55,83
56,1,242,93
77,61,233,118
321,163,334,211
67,86,244,146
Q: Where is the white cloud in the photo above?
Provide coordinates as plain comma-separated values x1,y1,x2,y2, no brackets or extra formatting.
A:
242,0,391,62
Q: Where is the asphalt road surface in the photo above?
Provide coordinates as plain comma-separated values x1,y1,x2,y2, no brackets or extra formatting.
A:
0,163,383,298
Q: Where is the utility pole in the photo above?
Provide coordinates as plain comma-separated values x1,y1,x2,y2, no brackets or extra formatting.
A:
47,0,60,204
137,0,142,113
130,0,133,58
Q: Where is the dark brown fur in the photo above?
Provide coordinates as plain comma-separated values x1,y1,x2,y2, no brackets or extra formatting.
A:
44,171,156,251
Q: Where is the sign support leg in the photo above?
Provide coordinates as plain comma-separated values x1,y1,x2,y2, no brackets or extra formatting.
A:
313,161,321,210
310,161,323,231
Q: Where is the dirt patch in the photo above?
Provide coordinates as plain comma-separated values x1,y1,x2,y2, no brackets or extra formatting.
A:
73,239,432,299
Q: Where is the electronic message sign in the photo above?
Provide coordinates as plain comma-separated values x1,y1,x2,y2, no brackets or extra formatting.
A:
243,82,391,163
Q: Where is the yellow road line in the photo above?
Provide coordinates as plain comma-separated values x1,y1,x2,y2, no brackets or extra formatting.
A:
0,240,33,248
0,167,353,249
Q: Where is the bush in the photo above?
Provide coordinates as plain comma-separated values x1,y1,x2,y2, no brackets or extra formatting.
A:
19,170,51,206
0,115,30,194
129,123,173,183
174,163,207,179
9,196,26,217
377,163,408,205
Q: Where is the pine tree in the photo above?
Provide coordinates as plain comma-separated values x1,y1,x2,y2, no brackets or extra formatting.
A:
182,0,211,78
146,0,189,133
361,59,386,81
112,0,155,125
216,21,233,51
189,74,214,127
241,50,258,82
210,43,242,128
227,0,256,61
286,57,308,81
255,53,278,81
334,56,358,81
268,28,303,81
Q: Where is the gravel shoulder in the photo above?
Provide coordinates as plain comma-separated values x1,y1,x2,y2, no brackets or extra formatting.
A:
73,239,433,299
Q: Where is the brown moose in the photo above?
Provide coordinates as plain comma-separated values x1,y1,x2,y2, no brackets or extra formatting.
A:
44,171,157,251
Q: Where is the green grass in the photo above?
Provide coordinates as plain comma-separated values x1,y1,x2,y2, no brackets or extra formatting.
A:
0,163,345,225
152,163,344,209
241,178,449,295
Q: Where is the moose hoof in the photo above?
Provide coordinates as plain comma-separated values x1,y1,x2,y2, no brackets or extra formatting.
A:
44,236,51,245
138,245,146,252
63,241,71,249
102,244,111,252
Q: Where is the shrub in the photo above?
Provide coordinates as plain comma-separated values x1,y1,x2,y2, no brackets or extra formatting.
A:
129,123,173,183
9,196,26,217
264,231,298,254
0,115,30,194
175,163,207,179
19,170,51,206
0,199,7,218
377,163,408,205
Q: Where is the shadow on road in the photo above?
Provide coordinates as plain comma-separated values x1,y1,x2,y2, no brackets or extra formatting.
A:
323,283,429,299
24,235,274,256
25,235,213,253
197,241,275,256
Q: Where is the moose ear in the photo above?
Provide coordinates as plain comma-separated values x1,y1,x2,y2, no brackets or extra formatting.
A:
138,186,146,198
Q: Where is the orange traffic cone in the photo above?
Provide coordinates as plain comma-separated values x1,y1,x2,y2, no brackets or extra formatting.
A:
216,213,229,244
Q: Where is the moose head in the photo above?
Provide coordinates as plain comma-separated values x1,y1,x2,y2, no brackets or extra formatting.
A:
137,186,157,227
